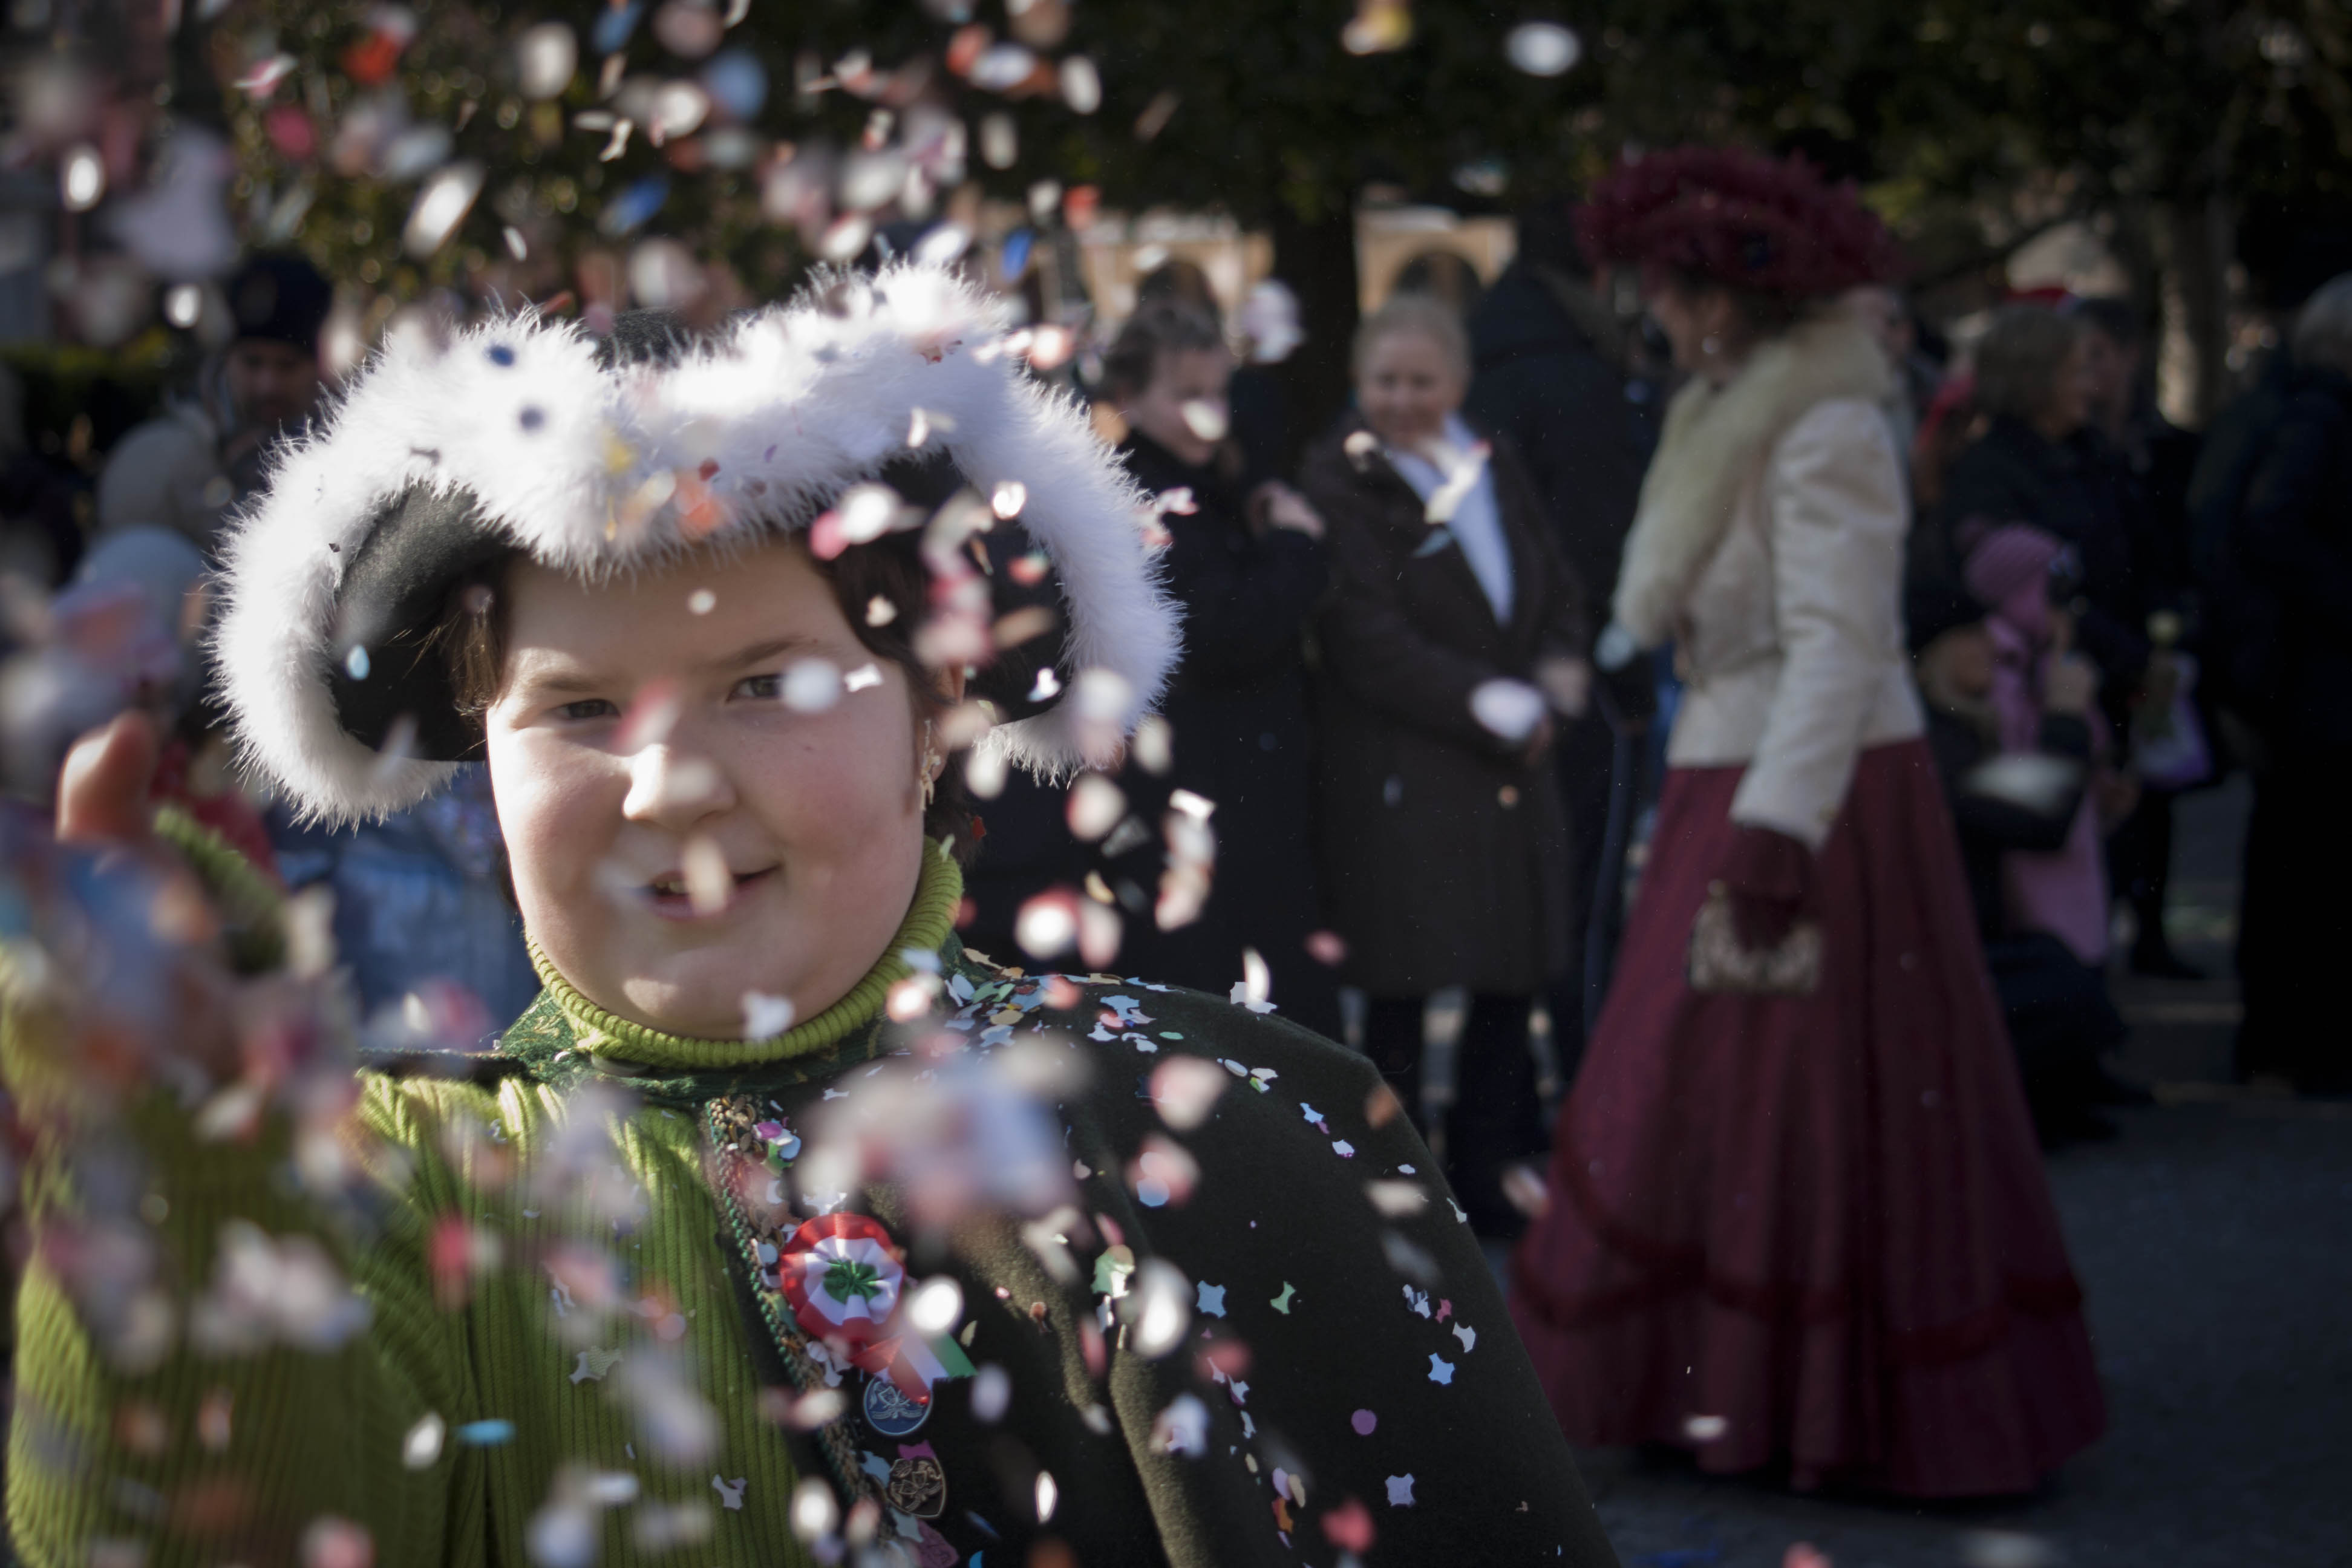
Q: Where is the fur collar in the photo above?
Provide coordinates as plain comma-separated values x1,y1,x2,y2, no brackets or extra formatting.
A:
214,263,1180,823
1611,309,1892,648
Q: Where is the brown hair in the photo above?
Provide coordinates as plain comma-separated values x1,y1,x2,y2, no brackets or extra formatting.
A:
1102,300,1226,400
433,529,976,858
1655,268,1809,342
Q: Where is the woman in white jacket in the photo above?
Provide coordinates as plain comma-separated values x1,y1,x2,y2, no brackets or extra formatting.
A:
1510,149,2105,1497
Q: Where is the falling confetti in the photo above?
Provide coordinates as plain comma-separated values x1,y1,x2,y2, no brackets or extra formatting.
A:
1506,21,1582,75
402,162,484,258
742,990,796,1037
781,658,843,713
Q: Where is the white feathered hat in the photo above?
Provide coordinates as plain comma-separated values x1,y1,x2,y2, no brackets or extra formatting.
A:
212,261,1180,825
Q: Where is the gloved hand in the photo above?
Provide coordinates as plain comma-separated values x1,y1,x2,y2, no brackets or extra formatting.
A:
1719,824,1813,951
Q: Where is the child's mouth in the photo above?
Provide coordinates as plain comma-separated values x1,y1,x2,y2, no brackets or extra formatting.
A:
644,865,778,918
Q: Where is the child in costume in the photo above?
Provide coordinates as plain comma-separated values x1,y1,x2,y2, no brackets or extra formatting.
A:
5,266,1617,1567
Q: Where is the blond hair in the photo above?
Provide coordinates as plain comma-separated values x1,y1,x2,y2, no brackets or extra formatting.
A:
1352,292,1471,380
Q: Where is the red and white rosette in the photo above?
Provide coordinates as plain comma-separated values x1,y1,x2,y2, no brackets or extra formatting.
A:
777,1212,906,1350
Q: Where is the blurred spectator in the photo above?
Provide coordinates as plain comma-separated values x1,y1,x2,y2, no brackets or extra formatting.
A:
1390,249,1486,320
268,768,541,1034
1466,196,1653,1067
2072,295,2211,978
961,302,1339,1037
1134,258,1289,493
1847,283,1946,466
2212,273,2352,1093
1936,303,2151,699
1301,292,1589,1240
2073,297,2199,596
1099,301,1336,1034
21,526,273,869
1913,542,2137,1144
96,253,330,550
0,365,85,588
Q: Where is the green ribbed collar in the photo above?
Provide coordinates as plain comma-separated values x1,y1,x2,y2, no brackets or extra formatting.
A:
518,842,963,1079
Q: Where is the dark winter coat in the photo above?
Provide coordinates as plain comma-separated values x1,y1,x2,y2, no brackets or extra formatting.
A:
960,433,1334,1033
1936,417,2151,690
1301,417,1586,997
1464,263,1644,639
2185,356,2299,727
1109,431,1333,1019
2224,365,2352,755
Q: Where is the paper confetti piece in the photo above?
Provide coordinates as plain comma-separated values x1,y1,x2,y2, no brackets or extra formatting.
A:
712,1475,746,1510
1386,1474,1416,1507
456,1419,515,1446
1270,1282,1296,1314
1321,1496,1376,1552
1351,1408,1377,1436
402,1413,445,1469
569,1347,624,1384
1427,1354,1454,1385
1451,1323,1476,1354
1196,1281,1226,1317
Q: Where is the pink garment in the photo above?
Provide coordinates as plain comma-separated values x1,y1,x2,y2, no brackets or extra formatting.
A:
1985,616,2109,964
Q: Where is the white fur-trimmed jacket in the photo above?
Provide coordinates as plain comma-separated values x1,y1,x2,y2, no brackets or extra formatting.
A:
1612,311,1923,849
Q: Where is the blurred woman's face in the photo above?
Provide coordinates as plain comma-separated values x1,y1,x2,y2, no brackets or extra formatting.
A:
2042,336,2095,438
1119,345,1231,468
1357,329,1465,451
2078,327,2134,424
483,539,941,1039
1646,281,1747,383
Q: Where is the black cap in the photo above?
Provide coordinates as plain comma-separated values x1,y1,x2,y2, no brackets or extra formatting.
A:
227,253,333,354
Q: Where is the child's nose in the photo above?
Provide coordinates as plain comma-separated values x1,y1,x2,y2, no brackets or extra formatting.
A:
621,742,734,828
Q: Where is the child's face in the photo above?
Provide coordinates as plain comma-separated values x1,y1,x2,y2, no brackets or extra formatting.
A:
1119,345,1231,468
1921,622,1996,701
483,539,935,1039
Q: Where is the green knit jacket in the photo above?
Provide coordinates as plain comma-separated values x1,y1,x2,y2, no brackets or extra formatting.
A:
5,822,1617,1568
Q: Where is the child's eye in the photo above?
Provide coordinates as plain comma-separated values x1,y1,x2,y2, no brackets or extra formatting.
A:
731,672,784,701
556,697,618,720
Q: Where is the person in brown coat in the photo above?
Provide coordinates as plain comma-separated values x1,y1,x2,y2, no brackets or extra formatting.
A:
1301,292,1593,1241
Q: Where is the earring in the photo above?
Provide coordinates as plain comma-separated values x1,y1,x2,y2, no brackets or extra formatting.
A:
920,720,941,809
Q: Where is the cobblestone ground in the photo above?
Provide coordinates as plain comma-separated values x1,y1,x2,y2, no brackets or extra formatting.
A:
1567,779,2352,1568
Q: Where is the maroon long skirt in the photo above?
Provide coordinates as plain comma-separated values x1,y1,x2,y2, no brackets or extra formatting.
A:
1509,740,2105,1497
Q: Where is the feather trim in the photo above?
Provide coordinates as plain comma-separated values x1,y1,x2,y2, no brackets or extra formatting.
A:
1611,309,1893,648
212,262,1181,824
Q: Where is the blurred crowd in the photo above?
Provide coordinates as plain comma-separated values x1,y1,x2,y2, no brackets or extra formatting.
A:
6,207,2350,1189
4,132,2350,1518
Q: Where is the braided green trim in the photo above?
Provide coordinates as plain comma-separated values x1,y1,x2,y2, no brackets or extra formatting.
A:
527,841,963,1071
703,1095,878,1507
152,804,286,973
